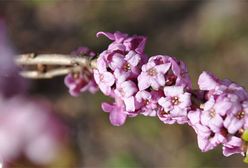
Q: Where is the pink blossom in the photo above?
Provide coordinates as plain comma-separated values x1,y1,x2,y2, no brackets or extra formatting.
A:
65,70,98,96
123,35,147,54
198,71,221,91
97,31,128,43
100,51,125,71
64,46,99,96
135,90,163,116
113,51,141,82
101,97,128,126
99,50,142,83
197,132,226,152
138,55,171,90
200,97,224,133
93,69,115,96
221,82,248,102
123,96,137,112
158,86,191,124
223,101,248,134
169,58,192,89
97,31,147,54
114,80,138,98
222,136,244,157
138,55,192,91
188,109,226,152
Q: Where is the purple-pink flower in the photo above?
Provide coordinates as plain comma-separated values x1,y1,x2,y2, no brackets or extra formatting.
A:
188,109,226,152
223,101,248,134
113,51,142,83
97,31,147,55
101,97,128,126
64,47,98,96
94,69,115,96
200,97,224,133
138,55,171,90
138,55,192,91
65,70,98,96
222,136,244,157
135,90,163,116
114,80,138,98
158,86,191,124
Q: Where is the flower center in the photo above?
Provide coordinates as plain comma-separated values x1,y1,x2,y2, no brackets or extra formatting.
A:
236,111,245,120
123,63,131,72
147,68,157,76
209,109,216,118
118,87,125,97
99,74,104,81
171,96,180,105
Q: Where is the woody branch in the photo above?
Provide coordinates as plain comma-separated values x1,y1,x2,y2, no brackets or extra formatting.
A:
15,53,97,79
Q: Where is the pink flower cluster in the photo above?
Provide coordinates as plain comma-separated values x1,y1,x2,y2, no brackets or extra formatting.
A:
188,71,248,157
64,47,98,96
93,31,192,126
65,31,248,159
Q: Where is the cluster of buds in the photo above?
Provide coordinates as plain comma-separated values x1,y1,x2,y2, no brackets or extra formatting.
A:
64,47,98,96
64,31,248,161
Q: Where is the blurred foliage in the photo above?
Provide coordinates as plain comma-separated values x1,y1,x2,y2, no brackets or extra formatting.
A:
23,0,58,6
1,0,248,167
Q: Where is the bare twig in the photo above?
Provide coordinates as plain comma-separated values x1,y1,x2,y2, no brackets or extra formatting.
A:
15,53,97,79
15,53,89,66
19,66,82,79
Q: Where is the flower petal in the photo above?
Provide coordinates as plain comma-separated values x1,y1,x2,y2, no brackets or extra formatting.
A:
109,108,127,126
163,86,184,97
198,71,220,91
137,73,150,90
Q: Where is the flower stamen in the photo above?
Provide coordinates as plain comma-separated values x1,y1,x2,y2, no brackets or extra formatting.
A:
209,109,216,118
171,96,180,105
123,63,131,72
147,68,157,76
236,111,245,120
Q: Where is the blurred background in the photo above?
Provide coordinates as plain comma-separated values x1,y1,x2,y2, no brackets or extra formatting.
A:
1,0,248,167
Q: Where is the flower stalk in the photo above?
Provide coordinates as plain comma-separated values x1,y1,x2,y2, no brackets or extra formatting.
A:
15,53,97,79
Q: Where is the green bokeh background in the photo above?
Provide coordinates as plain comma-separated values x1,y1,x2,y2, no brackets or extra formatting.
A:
1,0,248,167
